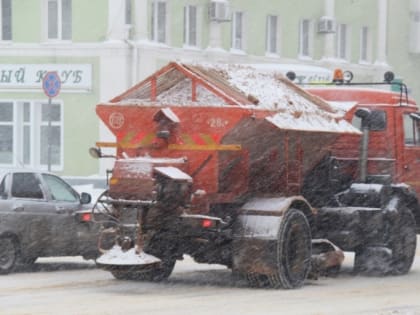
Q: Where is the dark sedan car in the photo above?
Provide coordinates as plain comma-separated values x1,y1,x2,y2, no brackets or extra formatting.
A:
0,169,102,274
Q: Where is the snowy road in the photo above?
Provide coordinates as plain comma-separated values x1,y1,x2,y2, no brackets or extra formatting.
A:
1,239,420,315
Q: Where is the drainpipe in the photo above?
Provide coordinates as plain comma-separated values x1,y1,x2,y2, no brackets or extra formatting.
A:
125,39,138,86
323,0,335,59
375,0,388,65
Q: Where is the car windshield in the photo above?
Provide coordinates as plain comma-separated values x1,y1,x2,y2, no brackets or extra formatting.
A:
42,173,78,202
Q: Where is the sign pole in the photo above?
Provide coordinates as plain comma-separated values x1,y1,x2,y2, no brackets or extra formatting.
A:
42,71,61,172
47,97,52,171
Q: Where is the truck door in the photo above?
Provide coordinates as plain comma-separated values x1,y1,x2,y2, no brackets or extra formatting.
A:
401,112,420,195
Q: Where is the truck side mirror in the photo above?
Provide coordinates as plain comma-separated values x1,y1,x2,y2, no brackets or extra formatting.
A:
89,147,102,159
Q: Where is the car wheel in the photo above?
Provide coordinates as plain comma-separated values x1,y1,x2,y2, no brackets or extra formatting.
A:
0,236,18,274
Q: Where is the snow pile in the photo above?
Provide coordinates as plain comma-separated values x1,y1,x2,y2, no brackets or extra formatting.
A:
111,62,360,134
201,63,331,110
266,110,358,133
197,63,360,133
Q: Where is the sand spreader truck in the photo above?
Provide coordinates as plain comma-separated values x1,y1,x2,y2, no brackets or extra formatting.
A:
90,62,420,289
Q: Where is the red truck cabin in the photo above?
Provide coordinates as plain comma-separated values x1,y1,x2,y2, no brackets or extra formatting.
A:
307,87,420,197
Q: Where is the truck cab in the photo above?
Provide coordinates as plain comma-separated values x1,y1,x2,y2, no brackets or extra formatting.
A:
306,78,420,231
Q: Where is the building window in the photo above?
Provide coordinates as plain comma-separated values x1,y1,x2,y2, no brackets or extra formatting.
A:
47,0,72,40
0,0,11,40
360,26,370,62
0,100,63,170
232,11,244,50
184,5,197,47
299,19,311,57
336,23,348,60
266,15,279,55
0,102,13,164
151,0,166,43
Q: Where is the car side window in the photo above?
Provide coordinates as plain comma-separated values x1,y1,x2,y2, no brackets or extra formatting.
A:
42,174,78,202
11,173,44,199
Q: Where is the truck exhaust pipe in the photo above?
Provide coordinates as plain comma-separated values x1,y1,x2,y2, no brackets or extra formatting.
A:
355,108,371,183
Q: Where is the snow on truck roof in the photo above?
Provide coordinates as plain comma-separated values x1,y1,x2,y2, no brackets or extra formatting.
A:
106,62,359,134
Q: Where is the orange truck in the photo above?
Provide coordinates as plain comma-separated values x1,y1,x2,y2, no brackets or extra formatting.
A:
90,63,419,289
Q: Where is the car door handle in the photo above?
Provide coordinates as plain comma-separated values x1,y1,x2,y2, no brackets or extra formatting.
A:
13,206,24,212
56,206,66,213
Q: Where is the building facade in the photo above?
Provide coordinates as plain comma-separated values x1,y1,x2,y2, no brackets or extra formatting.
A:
0,0,418,176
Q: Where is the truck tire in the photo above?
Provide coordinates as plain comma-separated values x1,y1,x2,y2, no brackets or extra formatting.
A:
354,211,416,276
245,208,312,289
0,236,18,274
388,211,417,275
110,258,176,281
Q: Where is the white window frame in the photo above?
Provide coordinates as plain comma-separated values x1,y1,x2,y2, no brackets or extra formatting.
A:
266,15,280,56
359,26,370,63
0,100,63,171
231,11,245,52
44,0,72,41
183,5,198,47
151,0,167,44
336,23,350,60
0,0,12,41
298,19,312,59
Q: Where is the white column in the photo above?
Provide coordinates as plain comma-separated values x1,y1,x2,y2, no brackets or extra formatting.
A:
323,0,335,59
375,0,388,65
133,0,149,41
107,0,126,41
409,0,420,53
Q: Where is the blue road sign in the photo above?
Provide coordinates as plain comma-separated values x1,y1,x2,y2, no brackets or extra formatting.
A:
42,71,61,98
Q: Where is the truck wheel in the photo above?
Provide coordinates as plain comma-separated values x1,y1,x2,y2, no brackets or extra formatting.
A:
275,208,312,288
388,211,417,275
245,208,311,289
0,236,18,274
110,258,176,281
354,211,417,276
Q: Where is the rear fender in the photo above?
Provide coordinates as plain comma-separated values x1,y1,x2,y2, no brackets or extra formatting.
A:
233,196,314,239
232,196,313,276
389,184,420,233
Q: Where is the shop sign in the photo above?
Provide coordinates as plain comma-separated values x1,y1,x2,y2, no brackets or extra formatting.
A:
0,64,92,92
